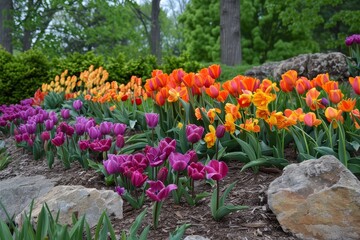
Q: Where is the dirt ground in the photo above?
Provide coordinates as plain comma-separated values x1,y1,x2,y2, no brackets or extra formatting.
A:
0,136,298,240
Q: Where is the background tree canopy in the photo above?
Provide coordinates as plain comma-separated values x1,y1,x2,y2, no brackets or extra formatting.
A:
0,0,359,65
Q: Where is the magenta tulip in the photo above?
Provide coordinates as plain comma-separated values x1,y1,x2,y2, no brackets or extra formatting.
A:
186,149,198,163
157,167,168,182
100,121,113,135
103,157,121,174
113,123,127,135
205,160,228,181
146,180,177,202
115,186,125,196
215,125,226,138
78,140,90,151
186,124,204,143
145,113,159,128
40,131,50,141
72,100,83,111
51,132,65,146
44,119,54,131
89,138,112,152
188,162,206,180
116,135,125,148
146,146,164,167
61,109,70,120
130,170,148,188
169,152,190,171
88,126,101,139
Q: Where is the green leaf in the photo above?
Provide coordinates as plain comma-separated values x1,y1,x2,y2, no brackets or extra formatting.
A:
210,187,218,218
129,207,148,239
0,219,13,240
169,223,191,240
221,151,249,163
314,146,338,158
138,225,150,240
214,205,248,221
240,158,267,172
232,136,257,161
348,163,360,174
120,142,148,154
337,123,349,167
219,181,237,207
35,206,50,240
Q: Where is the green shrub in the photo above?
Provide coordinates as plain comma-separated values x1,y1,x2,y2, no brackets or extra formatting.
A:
161,53,204,74
0,49,50,104
218,63,255,82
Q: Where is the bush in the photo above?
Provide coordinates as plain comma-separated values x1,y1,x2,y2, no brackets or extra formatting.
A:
161,53,204,74
0,49,50,104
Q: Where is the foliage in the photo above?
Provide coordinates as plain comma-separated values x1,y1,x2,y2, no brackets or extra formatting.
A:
0,49,50,104
162,53,204,74
0,141,11,171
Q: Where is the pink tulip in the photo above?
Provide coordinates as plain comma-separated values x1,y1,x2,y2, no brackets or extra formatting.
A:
205,160,228,181
188,162,206,180
146,180,177,202
169,152,190,171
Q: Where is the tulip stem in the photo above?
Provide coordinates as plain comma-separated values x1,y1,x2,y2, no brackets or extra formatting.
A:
216,180,220,211
153,201,162,229
215,140,219,160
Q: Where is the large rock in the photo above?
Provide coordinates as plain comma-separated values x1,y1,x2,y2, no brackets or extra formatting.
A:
267,155,360,240
245,52,350,81
0,175,57,221
16,185,123,228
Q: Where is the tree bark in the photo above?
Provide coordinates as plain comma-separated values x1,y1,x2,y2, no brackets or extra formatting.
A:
220,0,241,66
0,0,14,53
151,0,161,63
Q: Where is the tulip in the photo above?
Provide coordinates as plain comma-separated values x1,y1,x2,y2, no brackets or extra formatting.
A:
205,160,228,181
131,170,148,188
204,125,217,148
74,122,86,135
187,162,206,180
44,119,54,131
146,180,177,202
349,76,360,95
88,126,101,139
113,123,127,135
215,125,226,138
51,132,65,146
169,152,191,172
40,131,50,141
115,186,125,196
89,138,112,152
158,137,176,157
208,64,221,79
145,113,159,128
186,149,198,163
61,109,70,120
103,157,121,175
99,121,113,135
116,135,125,148
72,99,83,111
328,89,343,104
304,112,322,127
25,121,37,134
157,167,168,182
146,146,164,167
78,140,90,151
186,124,204,144
338,98,356,112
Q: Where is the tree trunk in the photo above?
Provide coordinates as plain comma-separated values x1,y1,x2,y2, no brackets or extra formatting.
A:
220,0,241,66
151,0,161,63
0,0,14,53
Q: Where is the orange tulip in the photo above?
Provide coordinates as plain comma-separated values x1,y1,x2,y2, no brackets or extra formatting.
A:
204,125,216,148
349,76,360,95
216,90,229,102
225,103,242,120
237,90,252,108
295,77,311,95
238,76,260,93
350,109,360,129
325,107,343,127
151,69,163,77
284,108,305,122
256,108,270,119
328,89,343,104
260,79,279,93
195,107,206,120
303,112,322,127
205,83,220,98
252,90,276,110
240,118,260,133
312,73,329,88
280,70,297,92
182,72,195,88
321,81,339,94
208,64,221,79
194,73,205,88
222,80,239,97
207,108,221,124
170,69,185,85
337,98,356,112
305,88,324,111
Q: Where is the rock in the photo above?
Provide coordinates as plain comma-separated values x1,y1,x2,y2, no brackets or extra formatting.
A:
184,235,210,240
245,52,350,81
0,175,57,221
16,185,123,228
267,155,360,240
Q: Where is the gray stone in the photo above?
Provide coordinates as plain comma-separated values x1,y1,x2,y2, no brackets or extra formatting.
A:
267,155,360,240
184,235,210,240
16,185,123,228
245,52,350,81
0,175,57,221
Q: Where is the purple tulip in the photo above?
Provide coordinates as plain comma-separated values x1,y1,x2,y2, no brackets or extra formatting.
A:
14,134,23,143
100,121,113,135
44,119,54,131
85,118,96,130
146,180,177,202
186,149,198,163
205,160,228,181
103,157,121,174
40,131,50,141
158,137,176,157
75,122,86,135
25,121,37,134
88,126,101,139
73,100,83,111
61,109,70,120
115,186,125,196
215,125,226,138
116,135,125,148
145,113,159,128
169,152,190,171
89,138,112,152
146,146,164,167
131,153,148,170
188,162,206,180
51,132,65,146
321,98,330,107
113,123,127,135
186,124,204,143
78,140,90,151
345,34,360,46
130,170,148,188
22,133,30,142
157,167,168,182
49,112,58,124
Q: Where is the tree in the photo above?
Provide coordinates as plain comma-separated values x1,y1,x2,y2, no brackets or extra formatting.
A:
0,0,14,53
150,0,161,61
220,0,241,65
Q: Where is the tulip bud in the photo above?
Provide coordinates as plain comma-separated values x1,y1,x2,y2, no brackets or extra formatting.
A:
215,125,226,138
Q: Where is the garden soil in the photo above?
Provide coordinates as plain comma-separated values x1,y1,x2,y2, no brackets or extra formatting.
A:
0,136,298,240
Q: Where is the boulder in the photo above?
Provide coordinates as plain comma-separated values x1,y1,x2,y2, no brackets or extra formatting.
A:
16,185,123,228
267,155,360,240
245,52,350,81
0,175,57,221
